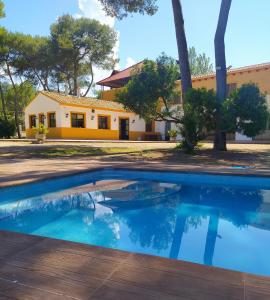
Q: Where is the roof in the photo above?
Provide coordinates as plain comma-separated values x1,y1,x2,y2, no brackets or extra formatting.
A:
190,62,270,82
40,91,127,112
97,61,144,88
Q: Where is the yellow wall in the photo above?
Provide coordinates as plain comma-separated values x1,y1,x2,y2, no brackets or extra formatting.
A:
102,67,270,102
101,88,123,101
26,128,62,139
190,68,270,94
26,127,160,140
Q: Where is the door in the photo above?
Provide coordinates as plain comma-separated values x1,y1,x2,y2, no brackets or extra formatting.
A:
119,118,129,140
165,121,171,141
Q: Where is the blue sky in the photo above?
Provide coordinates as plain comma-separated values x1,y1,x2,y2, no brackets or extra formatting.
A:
1,0,270,77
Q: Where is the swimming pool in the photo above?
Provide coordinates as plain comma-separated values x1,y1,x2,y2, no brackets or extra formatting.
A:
1,168,270,277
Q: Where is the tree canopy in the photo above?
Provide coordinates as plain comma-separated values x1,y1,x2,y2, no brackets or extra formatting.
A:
99,0,158,19
50,15,118,95
189,47,213,76
0,0,4,18
117,54,180,121
222,84,268,137
99,0,192,98
0,11,118,137
117,56,269,152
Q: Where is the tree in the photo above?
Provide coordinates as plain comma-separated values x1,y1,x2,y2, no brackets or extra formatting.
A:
0,31,37,138
0,80,35,127
117,54,215,151
117,57,268,152
0,0,4,18
14,35,55,91
99,0,192,99
0,32,24,138
222,84,268,138
214,0,232,151
50,15,118,96
189,47,213,76
117,55,180,122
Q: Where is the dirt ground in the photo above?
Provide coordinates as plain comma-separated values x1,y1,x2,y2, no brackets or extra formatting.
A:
1,140,270,187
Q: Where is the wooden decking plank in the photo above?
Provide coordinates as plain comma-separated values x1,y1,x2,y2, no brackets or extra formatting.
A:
126,252,243,284
0,263,104,299
243,273,270,299
110,264,243,300
89,281,183,300
0,277,70,300
1,231,270,299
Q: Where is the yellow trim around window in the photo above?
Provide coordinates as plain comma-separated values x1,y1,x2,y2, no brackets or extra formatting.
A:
29,114,36,128
70,112,86,128
97,114,111,130
47,111,56,128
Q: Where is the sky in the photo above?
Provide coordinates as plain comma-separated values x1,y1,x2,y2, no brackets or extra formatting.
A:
1,0,270,86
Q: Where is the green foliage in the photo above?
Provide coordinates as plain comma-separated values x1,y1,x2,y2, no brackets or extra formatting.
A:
117,54,180,120
188,47,213,76
222,83,269,137
0,0,4,18
50,14,118,95
34,124,49,135
0,118,15,138
168,129,178,140
179,88,217,151
98,0,158,19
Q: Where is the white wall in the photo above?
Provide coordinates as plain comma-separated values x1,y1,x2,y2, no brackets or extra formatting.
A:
59,105,147,132
25,94,61,129
25,94,162,134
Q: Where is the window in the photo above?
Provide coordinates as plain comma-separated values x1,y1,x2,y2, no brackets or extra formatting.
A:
39,114,45,125
29,115,36,128
98,116,110,129
226,83,237,97
48,113,56,128
71,113,85,128
145,120,153,132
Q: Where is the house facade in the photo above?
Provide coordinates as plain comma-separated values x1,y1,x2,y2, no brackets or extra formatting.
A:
25,62,270,141
98,62,270,141
25,91,160,140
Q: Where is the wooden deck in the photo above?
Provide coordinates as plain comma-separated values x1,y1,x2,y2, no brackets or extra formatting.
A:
0,231,270,299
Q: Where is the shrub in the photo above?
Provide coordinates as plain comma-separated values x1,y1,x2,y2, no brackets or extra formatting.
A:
34,124,49,135
180,88,216,152
168,129,178,141
0,118,16,138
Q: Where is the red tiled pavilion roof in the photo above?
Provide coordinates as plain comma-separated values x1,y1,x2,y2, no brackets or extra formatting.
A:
97,61,144,88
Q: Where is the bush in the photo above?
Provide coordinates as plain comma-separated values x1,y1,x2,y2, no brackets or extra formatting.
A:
34,124,49,135
180,88,216,152
168,129,178,141
0,118,16,138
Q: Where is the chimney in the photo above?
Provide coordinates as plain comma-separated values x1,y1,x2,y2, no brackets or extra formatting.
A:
64,84,69,96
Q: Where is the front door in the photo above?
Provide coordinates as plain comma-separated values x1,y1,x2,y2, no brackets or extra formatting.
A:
119,118,129,140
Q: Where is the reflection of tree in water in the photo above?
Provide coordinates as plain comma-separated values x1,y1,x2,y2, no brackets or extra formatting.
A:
173,185,264,265
121,199,179,251
0,193,96,234
89,211,120,248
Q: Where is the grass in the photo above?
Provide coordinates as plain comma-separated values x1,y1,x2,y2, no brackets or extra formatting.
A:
29,146,144,158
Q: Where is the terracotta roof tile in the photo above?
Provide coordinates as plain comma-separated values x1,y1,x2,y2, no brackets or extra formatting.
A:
40,91,127,112
97,61,144,86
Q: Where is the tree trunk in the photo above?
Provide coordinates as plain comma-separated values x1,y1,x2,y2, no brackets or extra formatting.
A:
73,62,78,96
213,0,232,151
6,63,21,138
0,83,8,121
83,64,94,97
171,0,192,99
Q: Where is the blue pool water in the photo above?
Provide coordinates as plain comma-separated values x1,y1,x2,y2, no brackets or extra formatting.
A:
1,168,270,276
